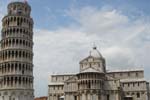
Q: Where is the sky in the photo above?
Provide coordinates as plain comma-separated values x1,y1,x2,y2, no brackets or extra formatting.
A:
0,0,150,97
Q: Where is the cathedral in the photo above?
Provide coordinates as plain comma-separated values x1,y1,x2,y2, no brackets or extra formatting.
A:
0,1,34,100
48,47,150,100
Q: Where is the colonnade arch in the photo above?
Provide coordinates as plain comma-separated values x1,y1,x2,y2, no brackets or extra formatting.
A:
0,49,33,61
1,76,33,89
2,16,33,29
1,38,32,49
0,62,33,75
2,27,33,39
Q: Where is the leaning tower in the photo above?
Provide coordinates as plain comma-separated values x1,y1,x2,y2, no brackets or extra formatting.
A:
0,1,34,100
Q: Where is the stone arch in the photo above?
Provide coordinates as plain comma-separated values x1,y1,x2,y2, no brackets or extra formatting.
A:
11,77,13,86
25,52,28,58
22,64,25,74
19,39,22,45
25,41,28,46
22,51,25,58
7,77,9,86
16,28,19,33
19,77,21,85
23,29,25,34
16,51,18,58
8,39,11,46
16,39,19,45
23,18,26,23
23,40,25,46
4,77,6,85
13,28,15,34
5,40,8,47
12,50,14,58
23,77,25,85
29,42,31,47
15,77,17,84
8,63,10,72
12,39,15,46
25,77,27,84
15,63,18,71
20,28,22,33
10,28,12,34
20,17,23,24
11,63,14,72
14,17,16,22
17,17,20,26
6,29,8,36
5,51,7,60
25,64,28,72
19,63,21,71
19,51,21,58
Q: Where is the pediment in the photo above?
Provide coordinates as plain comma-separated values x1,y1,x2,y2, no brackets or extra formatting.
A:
65,76,77,83
81,67,100,73
80,56,93,64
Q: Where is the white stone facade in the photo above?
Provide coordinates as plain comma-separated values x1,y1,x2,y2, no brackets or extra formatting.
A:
48,47,150,100
0,1,34,100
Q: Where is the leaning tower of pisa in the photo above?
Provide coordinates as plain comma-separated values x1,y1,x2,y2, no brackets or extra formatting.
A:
0,1,34,100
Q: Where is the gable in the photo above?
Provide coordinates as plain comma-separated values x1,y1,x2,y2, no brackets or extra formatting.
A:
81,67,100,73
65,76,77,83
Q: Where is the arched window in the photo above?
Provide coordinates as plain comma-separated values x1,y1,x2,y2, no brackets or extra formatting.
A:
17,18,20,26
12,51,14,58
25,52,28,58
9,40,11,46
16,28,19,33
22,64,25,74
12,39,15,45
7,77,9,86
23,40,25,46
15,63,18,71
13,28,15,33
8,64,10,72
16,51,18,57
22,51,25,57
16,39,18,45
20,40,22,45
15,77,17,84
137,93,140,98
11,63,14,72
23,77,25,84
19,77,21,85
19,51,21,57
11,77,13,86
14,17,16,22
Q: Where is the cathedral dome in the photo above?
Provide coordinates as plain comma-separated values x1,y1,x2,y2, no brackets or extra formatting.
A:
90,46,103,58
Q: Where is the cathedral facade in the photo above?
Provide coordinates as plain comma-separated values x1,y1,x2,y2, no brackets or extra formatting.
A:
48,47,150,100
0,1,34,100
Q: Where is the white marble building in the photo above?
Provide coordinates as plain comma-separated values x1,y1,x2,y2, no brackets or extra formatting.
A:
48,46,149,100
0,1,34,100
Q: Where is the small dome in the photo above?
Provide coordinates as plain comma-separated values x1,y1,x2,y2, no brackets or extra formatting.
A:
90,46,103,58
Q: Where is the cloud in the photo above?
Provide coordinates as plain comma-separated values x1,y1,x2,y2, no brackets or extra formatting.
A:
65,6,150,67
0,1,150,97
102,46,136,69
